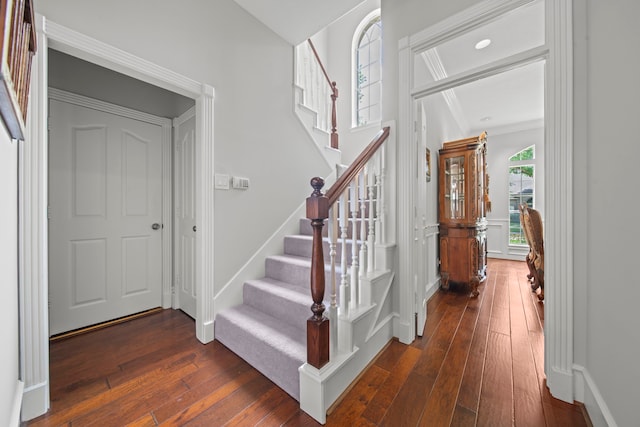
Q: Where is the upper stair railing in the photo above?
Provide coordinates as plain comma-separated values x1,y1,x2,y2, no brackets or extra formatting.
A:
298,38,339,149
305,126,390,368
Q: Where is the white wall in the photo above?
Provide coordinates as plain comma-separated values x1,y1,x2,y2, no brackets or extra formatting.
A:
35,0,332,294
576,1,640,425
0,125,20,426
322,0,381,164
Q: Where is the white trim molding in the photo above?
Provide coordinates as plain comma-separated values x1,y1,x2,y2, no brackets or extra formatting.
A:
19,27,50,421
20,15,215,420
544,0,574,403
397,0,574,405
195,85,215,343
573,365,618,427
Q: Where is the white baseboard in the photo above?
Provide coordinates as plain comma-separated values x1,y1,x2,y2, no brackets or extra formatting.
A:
425,278,440,302
573,365,618,427
21,380,49,421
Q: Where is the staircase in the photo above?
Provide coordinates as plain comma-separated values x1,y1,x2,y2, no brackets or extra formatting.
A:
215,218,347,400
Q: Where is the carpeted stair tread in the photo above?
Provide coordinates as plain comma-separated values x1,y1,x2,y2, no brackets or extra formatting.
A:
243,277,315,329
215,304,305,400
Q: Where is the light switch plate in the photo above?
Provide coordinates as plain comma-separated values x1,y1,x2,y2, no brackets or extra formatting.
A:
214,173,230,190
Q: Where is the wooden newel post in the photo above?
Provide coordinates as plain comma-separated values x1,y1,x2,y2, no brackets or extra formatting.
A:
306,177,330,369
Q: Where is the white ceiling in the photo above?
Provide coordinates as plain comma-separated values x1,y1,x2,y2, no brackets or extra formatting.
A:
232,0,367,45
418,1,545,135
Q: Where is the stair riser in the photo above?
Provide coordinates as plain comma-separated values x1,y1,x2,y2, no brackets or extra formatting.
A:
284,236,358,264
215,311,304,400
265,257,339,290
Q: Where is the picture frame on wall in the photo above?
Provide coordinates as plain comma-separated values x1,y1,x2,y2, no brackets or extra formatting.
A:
0,0,37,140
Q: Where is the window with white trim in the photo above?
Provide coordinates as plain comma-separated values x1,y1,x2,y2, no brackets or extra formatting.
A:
353,12,382,127
508,146,535,245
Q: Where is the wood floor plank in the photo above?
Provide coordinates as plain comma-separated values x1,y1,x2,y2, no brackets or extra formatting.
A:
281,410,326,426
124,413,157,427
224,386,290,426
327,364,388,424
378,371,437,427
183,374,274,426
418,306,481,427
150,361,256,423
476,331,513,426
489,272,511,336
254,397,301,426
455,269,496,414
361,345,422,424
509,270,546,427
373,339,411,372
154,368,261,425
73,376,189,426
450,403,477,427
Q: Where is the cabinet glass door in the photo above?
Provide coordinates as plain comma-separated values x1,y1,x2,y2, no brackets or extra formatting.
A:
444,155,465,219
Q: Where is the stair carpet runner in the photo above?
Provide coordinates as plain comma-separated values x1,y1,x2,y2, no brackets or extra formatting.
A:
215,217,359,401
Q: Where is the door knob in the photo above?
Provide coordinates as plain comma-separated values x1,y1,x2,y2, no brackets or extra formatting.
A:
151,223,161,230
193,225,197,232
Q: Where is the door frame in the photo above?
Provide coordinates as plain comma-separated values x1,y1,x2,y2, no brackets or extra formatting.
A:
397,0,574,403
48,88,173,330
19,15,215,420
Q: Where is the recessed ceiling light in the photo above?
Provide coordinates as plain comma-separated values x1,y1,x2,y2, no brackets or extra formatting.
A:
480,116,492,122
475,39,491,50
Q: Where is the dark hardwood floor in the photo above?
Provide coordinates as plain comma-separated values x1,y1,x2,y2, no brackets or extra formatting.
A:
28,259,588,426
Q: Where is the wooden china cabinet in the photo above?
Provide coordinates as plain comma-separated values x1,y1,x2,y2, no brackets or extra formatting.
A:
438,132,489,297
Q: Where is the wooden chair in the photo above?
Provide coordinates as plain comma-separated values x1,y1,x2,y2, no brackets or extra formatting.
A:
520,204,544,300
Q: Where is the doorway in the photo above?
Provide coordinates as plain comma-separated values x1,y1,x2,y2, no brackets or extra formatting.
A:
20,19,215,419
47,50,194,335
399,0,575,403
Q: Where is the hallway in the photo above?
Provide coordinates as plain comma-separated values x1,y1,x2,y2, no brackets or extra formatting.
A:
28,259,588,426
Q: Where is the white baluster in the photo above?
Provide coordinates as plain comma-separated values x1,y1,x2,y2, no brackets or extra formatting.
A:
359,171,368,279
328,205,338,358
339,192,349,317
367,166,376,274
379,146,387,245
349,178,359,313
328,207,337,309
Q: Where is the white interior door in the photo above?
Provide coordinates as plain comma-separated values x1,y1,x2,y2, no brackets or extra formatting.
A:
415,101,428,336
173,107,197,318
49,98,164,335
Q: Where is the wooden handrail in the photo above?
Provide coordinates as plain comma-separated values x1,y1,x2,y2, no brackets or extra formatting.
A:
305,126,390,369
326,126,390,206
307,38,339,149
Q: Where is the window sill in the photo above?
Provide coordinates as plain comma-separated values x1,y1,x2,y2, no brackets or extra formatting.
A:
351,121,382,133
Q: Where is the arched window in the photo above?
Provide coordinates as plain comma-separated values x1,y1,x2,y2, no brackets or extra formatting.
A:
353,11,382,127
509,146,535,244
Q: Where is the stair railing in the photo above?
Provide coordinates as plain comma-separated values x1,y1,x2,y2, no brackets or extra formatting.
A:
305,38,339,149
306,126,390,368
